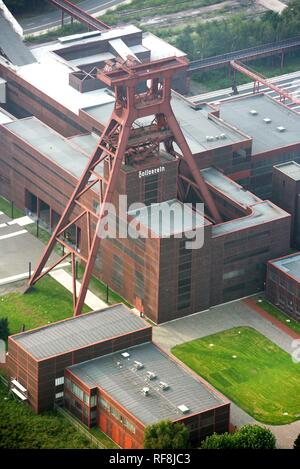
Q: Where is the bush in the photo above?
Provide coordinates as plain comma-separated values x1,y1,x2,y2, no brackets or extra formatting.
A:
293,433,300,449
0,318,9,342
144,420,189,449
237,425,276,449
201,425,276,449
201,432,236,449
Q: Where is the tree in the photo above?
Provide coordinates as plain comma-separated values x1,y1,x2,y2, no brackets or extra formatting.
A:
293,433,300,449
144,420,189,449
200,425,276,450
0,318,9,342
237,425,276,449
201,432,236,449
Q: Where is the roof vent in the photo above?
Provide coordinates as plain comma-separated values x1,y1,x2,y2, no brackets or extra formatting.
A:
219,133,226,139
159,381,169,391
134,361,144,370
177,404,190,414
263,117,272,124
277,126,286,132
146,371,157,380
250,109,258,115
206,136,214,142
142,387,150,396
121,352,130,358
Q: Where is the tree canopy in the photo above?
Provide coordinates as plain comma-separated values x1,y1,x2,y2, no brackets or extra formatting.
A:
144,420,189,449
201,425,276,449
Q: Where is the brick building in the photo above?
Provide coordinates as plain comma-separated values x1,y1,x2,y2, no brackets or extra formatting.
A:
7,305,230,448
266,252,300,321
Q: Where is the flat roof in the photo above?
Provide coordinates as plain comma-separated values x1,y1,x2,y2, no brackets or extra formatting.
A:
68,342,226,425
11,304,149,360
84,93,245,154
128,199,208,237
201,167,260,207
274,161,300,180
200,167,289,236
270,253,300,282
4,117,99,179
0,107,13,125
219,94,300,154
0,11,36,66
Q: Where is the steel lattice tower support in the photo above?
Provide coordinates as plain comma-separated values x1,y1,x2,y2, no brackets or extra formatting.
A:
28,55,221,316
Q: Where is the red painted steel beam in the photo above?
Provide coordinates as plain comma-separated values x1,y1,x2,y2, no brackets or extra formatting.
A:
28,56,221,317
48,0,110,31
231,60,300,106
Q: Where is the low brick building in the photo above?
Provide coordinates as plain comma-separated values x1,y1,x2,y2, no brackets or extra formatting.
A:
266,252,300,321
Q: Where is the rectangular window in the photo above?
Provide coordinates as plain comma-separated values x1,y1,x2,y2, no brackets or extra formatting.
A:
55,376,64,386
55,392,64,400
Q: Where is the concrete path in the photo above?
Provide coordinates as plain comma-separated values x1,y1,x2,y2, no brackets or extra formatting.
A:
152,297,300,448
0,213,61,286
256,0,287,14
49,268,107,310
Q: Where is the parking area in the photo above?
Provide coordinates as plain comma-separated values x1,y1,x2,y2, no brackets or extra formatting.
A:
0,211,64,286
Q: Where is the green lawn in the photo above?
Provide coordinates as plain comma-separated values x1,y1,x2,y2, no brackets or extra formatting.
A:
1,276,90,336
0,382,96,449
68,263,133,309
257,299,300,336
90,427,118,449
172,327,300,425
0,197,24,219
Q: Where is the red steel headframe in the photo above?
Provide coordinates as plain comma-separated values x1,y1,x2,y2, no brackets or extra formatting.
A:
28,55,221,316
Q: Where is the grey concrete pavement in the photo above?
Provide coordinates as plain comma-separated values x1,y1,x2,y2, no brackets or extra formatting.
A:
153,298,295,355
0,213,63,286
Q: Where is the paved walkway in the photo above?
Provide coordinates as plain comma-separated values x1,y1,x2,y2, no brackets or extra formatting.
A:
256,0,287,14
152,297,300,448
49,269,107,310
0,213,63,286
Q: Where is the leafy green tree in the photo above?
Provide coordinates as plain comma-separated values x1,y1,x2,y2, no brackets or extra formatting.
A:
201,425,276,449
237,425,276,449
293,433,300,449
201,432,236,449
144,420,189,449
0,318,9,342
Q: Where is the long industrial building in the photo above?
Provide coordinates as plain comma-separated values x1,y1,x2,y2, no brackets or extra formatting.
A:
0,24,297,323
7,305,230,448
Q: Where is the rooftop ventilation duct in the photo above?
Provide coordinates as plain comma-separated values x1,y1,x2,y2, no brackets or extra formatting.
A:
249,109,258,115
277,126,286,132
263,117,272,124
121,352,130,358
159,381,169,391
146,371,156,380
133,360,144,370
177,404,190,414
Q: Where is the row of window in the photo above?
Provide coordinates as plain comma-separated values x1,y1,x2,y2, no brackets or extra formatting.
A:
99,396,136,434
65,378,97,407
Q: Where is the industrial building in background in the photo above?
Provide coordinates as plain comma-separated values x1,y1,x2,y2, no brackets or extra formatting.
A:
0,21,297,323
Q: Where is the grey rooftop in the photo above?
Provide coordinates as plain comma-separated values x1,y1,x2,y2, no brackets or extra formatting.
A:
0,11,36,67
11,304,149,360
4,117,99,179
274,161,300,181
67,342,227,425
219,94,300,154
270,253,300,282
200,167,289,236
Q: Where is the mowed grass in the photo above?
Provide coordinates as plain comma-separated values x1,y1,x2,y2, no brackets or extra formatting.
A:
0,276,90,335
172,327,300,425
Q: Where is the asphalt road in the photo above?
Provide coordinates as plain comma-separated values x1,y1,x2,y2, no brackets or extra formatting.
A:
18,0,126,34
